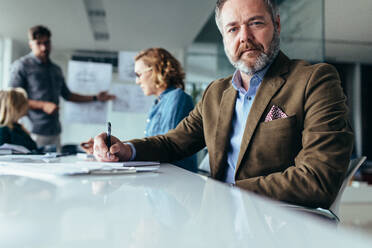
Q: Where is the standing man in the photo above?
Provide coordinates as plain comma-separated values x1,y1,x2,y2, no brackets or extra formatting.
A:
9,25,115,151
93,0,353,209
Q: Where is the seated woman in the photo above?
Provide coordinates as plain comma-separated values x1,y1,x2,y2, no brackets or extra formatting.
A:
81,48,197,172
133,48,197,172
0,88,37,151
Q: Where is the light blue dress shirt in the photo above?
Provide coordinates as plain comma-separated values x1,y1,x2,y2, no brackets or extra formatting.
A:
224,66,270,184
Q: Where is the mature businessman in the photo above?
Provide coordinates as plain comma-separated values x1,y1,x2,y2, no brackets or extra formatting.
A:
93,0,353,209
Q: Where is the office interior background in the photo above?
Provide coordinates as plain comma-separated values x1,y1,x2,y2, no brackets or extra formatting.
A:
0,0,372,235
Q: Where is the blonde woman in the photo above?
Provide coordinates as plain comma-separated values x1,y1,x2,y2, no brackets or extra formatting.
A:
0,88,37,151
84,48,197,171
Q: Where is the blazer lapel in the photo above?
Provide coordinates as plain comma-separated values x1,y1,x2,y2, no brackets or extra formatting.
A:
212,84,237,179
235,52,289,174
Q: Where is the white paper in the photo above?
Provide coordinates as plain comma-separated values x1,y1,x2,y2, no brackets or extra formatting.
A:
64,61,112,124
76,161,160,167
0,143,31,154
0,162,158,178
111,84,154,113
118,51,138,81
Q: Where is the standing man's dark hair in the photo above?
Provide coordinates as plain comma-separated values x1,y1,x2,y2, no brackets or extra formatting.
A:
28,25,51,40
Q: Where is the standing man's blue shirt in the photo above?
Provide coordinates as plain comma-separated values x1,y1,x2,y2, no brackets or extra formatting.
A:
9,53,71,135
225,66,270,184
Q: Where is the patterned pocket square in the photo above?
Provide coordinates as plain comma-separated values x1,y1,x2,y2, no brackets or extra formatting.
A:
265,105,288,122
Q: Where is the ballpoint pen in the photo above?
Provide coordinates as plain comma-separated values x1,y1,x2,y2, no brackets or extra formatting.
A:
107,122,111,156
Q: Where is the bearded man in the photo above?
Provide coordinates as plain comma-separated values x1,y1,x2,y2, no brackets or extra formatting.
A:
93,0,353,209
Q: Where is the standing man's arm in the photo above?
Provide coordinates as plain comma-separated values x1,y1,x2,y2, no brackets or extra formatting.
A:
28,99,58,114
67,91,115,103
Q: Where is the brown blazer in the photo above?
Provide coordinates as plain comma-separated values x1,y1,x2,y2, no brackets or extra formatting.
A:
130,51,354,209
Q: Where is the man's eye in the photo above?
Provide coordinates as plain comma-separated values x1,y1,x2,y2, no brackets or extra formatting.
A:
228,27,238,33
251,22,264,26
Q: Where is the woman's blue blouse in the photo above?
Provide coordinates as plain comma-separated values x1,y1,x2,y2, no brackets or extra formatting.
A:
145,87,197,172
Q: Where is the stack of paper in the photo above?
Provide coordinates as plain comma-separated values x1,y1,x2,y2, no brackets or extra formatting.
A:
0,160,160,179
0,143,31,154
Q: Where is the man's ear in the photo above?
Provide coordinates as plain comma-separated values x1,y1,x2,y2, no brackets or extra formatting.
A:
275,15,281,34
28,40,33,50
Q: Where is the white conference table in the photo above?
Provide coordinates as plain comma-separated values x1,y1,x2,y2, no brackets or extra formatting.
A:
0,155,371,248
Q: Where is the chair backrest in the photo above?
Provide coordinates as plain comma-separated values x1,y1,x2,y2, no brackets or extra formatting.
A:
198,152,211,175
329,156,367,216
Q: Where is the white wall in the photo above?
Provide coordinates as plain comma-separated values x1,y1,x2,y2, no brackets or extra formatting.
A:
0,38,28,88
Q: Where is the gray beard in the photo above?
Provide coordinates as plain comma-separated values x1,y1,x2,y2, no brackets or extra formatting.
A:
224,29,280,75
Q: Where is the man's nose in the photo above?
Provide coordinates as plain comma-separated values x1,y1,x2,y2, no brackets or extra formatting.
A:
239,25,252,43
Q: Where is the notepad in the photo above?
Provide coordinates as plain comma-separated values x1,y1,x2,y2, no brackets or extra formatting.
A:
76,161,160,167
0,162,159,178
0,143,31,154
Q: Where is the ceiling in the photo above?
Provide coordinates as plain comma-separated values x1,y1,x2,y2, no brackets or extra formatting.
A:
0,0,216,52
0,0,371,64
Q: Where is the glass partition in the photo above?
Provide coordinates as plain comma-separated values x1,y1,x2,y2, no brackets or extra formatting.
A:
280,0,325,62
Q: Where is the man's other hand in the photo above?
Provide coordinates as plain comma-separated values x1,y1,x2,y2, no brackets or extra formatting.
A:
42,101,58,114
80,138,94,154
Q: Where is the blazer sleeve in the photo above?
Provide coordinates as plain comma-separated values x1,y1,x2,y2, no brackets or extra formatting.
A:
129,94,205,162
235,64,354,209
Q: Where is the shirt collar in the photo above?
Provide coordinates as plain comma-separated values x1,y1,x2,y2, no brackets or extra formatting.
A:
155,86,176,104
29,52,50,65
231,62,272,95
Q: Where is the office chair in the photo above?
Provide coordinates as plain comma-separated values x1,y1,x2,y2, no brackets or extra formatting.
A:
198,153,211,175
283,156,367,222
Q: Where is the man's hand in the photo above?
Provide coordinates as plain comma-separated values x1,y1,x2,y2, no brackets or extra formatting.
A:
80,138,94,154
42,102,58,114
93,132,132,162
97,91,116,102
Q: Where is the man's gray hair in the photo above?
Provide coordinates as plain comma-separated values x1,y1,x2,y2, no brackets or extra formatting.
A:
215,0,279,33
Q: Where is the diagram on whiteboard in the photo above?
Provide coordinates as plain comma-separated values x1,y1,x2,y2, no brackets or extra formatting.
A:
111,84,154,113
64,61,112,124
118,51,138,82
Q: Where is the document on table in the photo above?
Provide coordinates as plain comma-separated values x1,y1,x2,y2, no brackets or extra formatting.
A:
0,143,31,154
76,161,160,172
0,153,71,163
0,162,159,179
76,161,160,167
0,155,160,178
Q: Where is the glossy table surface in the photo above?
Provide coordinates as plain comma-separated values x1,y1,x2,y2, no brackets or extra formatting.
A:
0,155,371,248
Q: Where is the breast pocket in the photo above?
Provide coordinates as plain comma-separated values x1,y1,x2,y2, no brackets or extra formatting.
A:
249,115,298,174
